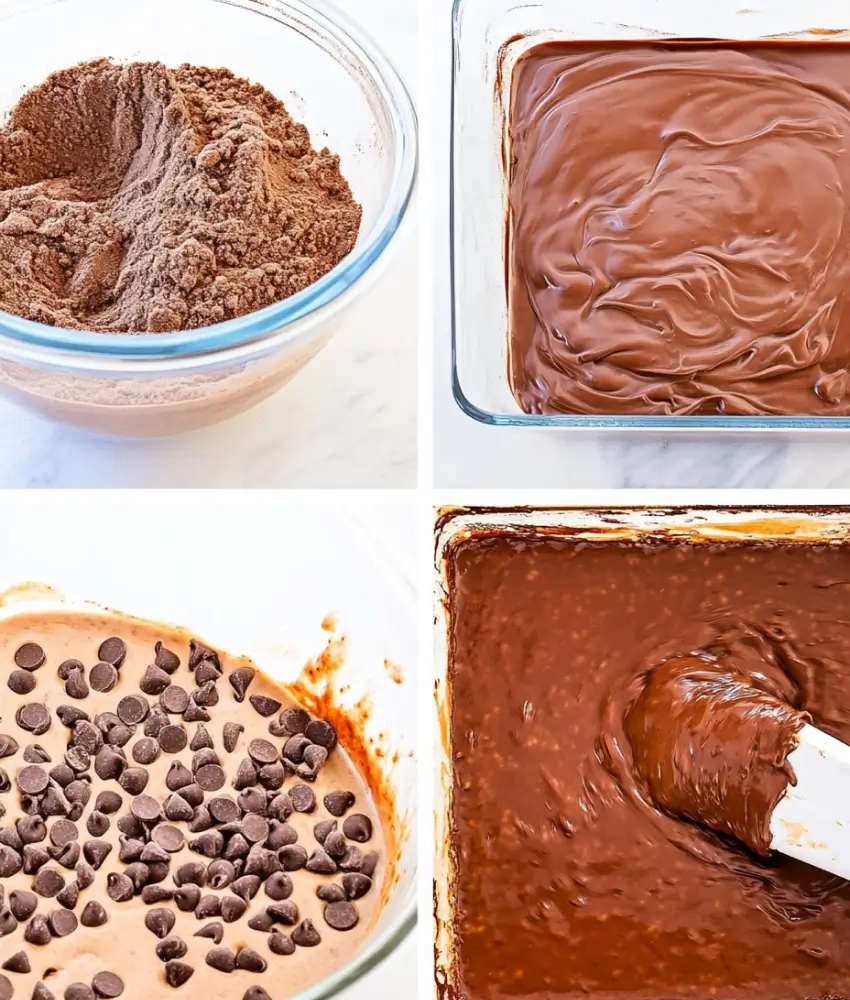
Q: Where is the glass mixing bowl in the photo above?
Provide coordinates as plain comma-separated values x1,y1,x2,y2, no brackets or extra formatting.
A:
0,0,417,436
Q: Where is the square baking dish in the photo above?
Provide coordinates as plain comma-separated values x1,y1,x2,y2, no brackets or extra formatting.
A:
433,504,850,997
450,0,850,431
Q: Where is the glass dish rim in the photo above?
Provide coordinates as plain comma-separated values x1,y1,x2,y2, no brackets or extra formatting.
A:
449,0,850,430
0,0,418,360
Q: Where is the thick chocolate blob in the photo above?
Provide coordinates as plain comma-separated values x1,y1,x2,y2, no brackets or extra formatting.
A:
625,655,807,854
508,43,850,415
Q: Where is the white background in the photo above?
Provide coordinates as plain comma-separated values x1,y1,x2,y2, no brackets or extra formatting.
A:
0,0,418,489
431,0,850,488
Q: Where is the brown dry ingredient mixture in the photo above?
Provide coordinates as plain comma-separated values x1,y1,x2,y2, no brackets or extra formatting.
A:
0,59,362,333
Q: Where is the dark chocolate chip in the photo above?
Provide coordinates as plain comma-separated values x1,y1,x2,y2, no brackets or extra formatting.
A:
188,806,212,833
206,859,236,889
306,849,337,875
142,885,173,905
15,642,45,670
324,832,347,860
279,845,307,872
0,768,10,792
222,834,249,861
314,820,337,845
195,764,225,792
174,885,202,913
241,814,269,844
291,918,322,946
234,948,266,972
244,846,281,878
16,704,51,736
9,891,37,921
267,821,298,851
64,746,90,774
48,908,77,936
339,845,365,872
281,708,310,734
118,837,144,863
205,948,236,974
72,721,103,755
49,820,78,848
324,790,355,817
158,725,187,754
92,972,123,998
268,929,295,955
119,769,149,796
105,725,134,749
117,696,148,726
125,861,151,892
64,781,91,808
52,841,81,870
247,912,274,932
220,897,247,923
86,812,109,837
191,748,219,773
267,718,288,738
189,641,220,672
258,762,286,791
323,900,358,931
228,668,255,703
18,815,47,844
181,784,204,808
282,736,310,764
0,828,23,854
33,984,55,1000
152,825,184,853
17,765,48,794
189,831,223,859
156,936,187,962
163,762,191,794
234,759,258,791
289,784,315,814
342,872,372,900
192,681,218,708
80,900,107,928
264,872,293,901
57,706,88,728
208,796,240,824
145,908,176,938
245,988,274,1000
143,707,169,738
89,663,118,694
247,739,278,766
130,795,160,822
131,738,160,766
317,883,346,904
190,725,214,752
268,793,293,821
24,914,51,945
0,735,18,758
164,962,194,988
97,638,126,667
94,748,125,781
1,950,29,973
174,861,206,887
64,985,94,1000
302,744,328,771
164,794,193,823
58,660,84,681
195,660,222,686
8,670,36,695
139,842,170,864
139,664,171,696
64,670,89,701
159,683,189,715
222,723,243,753
75,862,95,889
106,873,134,902
230,875,261,902
0,909,16,937
83,840,112,869
342,814,373,843
304,719,337,751
249,696,280,718
155,643,180,674
182,699,210,724
194,921,224,945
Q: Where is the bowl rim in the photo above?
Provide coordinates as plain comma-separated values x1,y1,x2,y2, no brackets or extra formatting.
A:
0,0,418,360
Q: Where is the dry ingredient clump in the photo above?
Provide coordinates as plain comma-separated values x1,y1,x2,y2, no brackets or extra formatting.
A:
0,59,363,333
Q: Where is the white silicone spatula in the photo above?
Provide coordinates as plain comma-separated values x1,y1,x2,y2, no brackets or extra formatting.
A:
770,724,850,879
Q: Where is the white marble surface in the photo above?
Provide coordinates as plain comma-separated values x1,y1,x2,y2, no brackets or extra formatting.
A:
431,0,850,489
0,0,418,489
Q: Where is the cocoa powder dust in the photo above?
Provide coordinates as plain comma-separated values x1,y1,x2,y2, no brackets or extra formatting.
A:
0,59,363,333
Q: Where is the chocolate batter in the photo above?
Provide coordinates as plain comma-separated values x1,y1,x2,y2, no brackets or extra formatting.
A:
448,537,850,999
508,43,850,415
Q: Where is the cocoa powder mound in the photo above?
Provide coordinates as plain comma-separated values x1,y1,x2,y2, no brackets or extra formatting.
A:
0,59,363,333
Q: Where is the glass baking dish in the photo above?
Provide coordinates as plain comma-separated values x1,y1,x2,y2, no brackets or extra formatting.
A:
433,503,850,996
450,0,850,431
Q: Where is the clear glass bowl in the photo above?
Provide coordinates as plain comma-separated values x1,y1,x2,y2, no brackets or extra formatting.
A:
0,497,418,1000
451,0,850,432
0,0,417,436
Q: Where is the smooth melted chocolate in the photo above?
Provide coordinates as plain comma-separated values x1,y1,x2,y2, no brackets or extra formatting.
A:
508,43,850,415
448,537,850,999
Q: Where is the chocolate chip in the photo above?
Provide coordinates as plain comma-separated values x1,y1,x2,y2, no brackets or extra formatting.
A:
190,725,214,752
0,909,16,937
188,806,212,833
317,883,346,903
204,860,234,889
105,725,134,748
268,717,288,737
119,768,149,796
155,643,181,674
97,637,127,667
235,948,266,972
15,642,45,670
152,825,184,853
291,918,322,946
195,764,225,791
230,875,261,902
248,912,274,932
314,820,337,845
0,827,23,853
189,831,223,859
268,929,295,955
164,794,193,823
64,746,90,774
268,793,293,821
75,862,95,889
19,814,47,844
86,812,109,837
174,861,206,887
343,814,373,843
142,885,173,904
306,849,337,875
207,796,238,824
22,845,49,873
222,834,249,860
164,962,194,988
191,748,219,773
94,748,125,781
48,908,77,936
24,914,50,944
289,784,315,813
92,973,123,998
158,725,187,753
83,840,112,869
130,794,160,822
183,699,210,723
139,664,171,696
9,891,37,921
0,735,18,758
324,899,359,931
106,873,134,902
244,846,281,878
258,762,286,791
140,842,170,864
80,899,108,927
73,720,104,755
234,758,258,791
0,768,10,793
145,908,176,938
245,988,273,1000
49,820,78,848
8,670,36,694
195,922,224,946
118,829,145,854
58,660,84,681
205,947,236,974
89,663,118,694
249,695,280,718
246,739,277,767
193,681,218,708
131,738,160,765
117,696,148,726
222,668,254,707
281,708,310,734
324,831,347,860
64,985,94,1000
221,897,247,923
17,765,48,794
264,872,293,901
189,641,220,672
174,885,201,914
181,783,204,808
1,950,29,973
156,936,187,962
16,704,51,736
241,814,269,844
267,821,298,851
324,788,356,816
223,722,243,753
64,670,89,700
305,719,337,750
279,845,308,872
302,744,329,772
283,736,310,764
161,685,193,720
